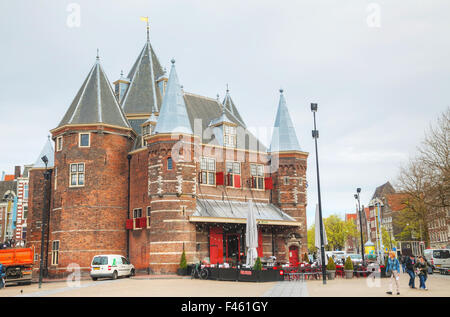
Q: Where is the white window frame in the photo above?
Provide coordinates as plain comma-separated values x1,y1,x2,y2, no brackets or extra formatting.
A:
225,161,241,187
250,163,264,190
133,208,143,219
69,163,85,187
56,136,63,152
223,124,237,148
51,240,60,265
200,157,216,185
79,132,90,148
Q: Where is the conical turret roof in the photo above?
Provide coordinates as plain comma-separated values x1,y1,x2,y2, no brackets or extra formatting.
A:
269,89,301,152
154,60,192,135
121,40,164,114
33,137,55,168
222,88,246,127
57,57,130,129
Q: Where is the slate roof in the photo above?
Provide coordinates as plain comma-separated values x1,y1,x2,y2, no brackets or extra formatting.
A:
269,90,302,152
121,41,164,115
0,180,16,200
57,58,130,129
192,199,297,223
32,138,55,168
222,90,246,127
371,182,396,200
183,93,267,151
154,60,193,135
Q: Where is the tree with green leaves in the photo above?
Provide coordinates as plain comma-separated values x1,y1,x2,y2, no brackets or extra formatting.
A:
179,250,187,269
324,215,346,251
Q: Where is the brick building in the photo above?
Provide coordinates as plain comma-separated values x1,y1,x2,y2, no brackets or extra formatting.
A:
26,30,308,277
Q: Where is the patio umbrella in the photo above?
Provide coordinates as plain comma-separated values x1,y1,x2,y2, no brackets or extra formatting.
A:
245,199,258,267
314,203,328,266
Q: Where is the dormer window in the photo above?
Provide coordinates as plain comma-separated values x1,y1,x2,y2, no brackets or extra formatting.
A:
224,125,236,148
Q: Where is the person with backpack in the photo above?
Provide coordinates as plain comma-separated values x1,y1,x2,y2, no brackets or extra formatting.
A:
385,251,401,295
415,256,428,290
405,254,416,289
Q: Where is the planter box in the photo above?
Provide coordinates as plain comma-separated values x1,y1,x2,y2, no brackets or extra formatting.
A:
208,267,219,280
177,268,188,276
327,270,336,280
345,270,353,279
218,268,238,281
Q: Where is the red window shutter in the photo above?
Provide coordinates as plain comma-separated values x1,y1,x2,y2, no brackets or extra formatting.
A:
216,172,224,186
198,172,202,183
251,176,255,188
126,219,133,230
264,177,273,190
257,229,263,257
209,227,224,264
234,175,241,188
140,217,147,228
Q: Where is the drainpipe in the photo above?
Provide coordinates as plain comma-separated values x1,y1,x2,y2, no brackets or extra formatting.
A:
127,154,132,260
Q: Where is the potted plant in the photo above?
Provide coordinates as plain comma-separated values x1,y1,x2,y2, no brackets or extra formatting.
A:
344,256,354,279
326,256,336,280
177,250,188,276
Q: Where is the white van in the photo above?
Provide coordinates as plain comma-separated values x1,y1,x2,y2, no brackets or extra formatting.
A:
423,249,450,271
90,255,135,281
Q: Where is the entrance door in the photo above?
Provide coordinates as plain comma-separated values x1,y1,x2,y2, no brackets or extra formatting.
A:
210,227,224,264
225,234,240,264
289,246,299,266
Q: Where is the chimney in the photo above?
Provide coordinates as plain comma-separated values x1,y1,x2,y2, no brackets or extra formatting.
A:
14,166,21,179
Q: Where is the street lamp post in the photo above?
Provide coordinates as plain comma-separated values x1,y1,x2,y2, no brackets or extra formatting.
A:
354,189,365,266
38,155,50,289
311,103,327,285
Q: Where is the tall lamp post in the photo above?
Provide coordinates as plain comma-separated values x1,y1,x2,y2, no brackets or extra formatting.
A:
311,103,327,285
354,188,365,266
38,155,50,289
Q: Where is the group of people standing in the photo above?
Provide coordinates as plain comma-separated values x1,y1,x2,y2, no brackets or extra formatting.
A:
385,251,429,295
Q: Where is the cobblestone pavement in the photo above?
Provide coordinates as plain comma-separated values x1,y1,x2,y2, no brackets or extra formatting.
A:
0,272,448,297
262,280,309,297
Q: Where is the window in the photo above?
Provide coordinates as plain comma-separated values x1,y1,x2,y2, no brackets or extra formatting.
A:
56,136,63,151
51,241,60,265
23,205,28,219
79,133,90,147
146,206,151,227
92,256,108,265
167,157,173,170
200,157,216,185
133,208,142,218
223,125,237,148
70,163,85,187
54,167,57,190
283,176,289,185
24,184,28,199
250,164,264,189
226,161,240,187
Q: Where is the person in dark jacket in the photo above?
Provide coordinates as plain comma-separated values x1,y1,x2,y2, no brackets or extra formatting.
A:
415,256,428,290
405,254,416,288
0,263,5,289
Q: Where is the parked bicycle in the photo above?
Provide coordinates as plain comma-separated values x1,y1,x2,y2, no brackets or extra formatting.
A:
191,263,209,280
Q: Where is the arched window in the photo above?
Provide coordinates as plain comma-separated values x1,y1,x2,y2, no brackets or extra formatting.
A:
167,157,173,170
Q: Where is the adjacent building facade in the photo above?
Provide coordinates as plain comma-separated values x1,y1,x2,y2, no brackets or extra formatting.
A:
26,30,309,277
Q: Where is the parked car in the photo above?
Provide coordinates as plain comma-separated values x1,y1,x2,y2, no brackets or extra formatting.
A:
347,254,363,266
423,249,450,272
90,255,135,281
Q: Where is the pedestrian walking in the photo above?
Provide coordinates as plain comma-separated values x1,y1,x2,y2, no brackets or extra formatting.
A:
385,251,401,295
401,255,407,273
0,262,5,289
405,254,416,289
415,256,428,290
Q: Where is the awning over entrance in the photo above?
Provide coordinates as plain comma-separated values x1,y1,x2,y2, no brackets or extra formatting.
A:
190,199,301,227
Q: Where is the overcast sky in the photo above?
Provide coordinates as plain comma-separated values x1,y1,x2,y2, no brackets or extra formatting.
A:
0,1,449,227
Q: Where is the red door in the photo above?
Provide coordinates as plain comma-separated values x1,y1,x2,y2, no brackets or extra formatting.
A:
289,246,299,267
210,227,224,264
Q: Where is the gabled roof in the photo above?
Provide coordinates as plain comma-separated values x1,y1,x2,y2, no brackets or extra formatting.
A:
0,180,16,199
269,89,301,152
154,60,193,135
57,58,130,129
33,137,54,168
208,104,235,127
183,93,267,151
371,182,396,200
121,40,164,115
222,89,246,127
385,193,409,212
